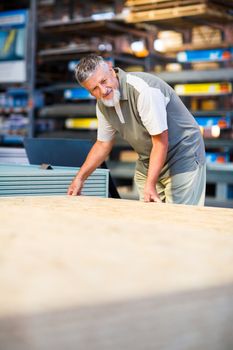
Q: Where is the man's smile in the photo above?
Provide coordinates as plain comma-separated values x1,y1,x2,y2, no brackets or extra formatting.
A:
103,89,112,98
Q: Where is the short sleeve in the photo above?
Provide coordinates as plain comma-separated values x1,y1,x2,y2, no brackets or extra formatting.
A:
96,104,116,141
137,87,169,135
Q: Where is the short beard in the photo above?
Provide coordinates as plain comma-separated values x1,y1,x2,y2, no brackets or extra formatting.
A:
101,89,120,107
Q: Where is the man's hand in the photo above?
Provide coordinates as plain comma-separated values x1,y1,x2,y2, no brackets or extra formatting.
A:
144,183,162,203
67,176,84,196
66,139,114,196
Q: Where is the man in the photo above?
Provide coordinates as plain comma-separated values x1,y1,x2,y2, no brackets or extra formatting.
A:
67,54,206,205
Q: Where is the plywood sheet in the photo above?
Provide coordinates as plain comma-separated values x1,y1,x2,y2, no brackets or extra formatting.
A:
0,196,233,350
126,1,233,25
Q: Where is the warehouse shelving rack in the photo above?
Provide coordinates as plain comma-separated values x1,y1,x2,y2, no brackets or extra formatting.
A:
156,68,233,83
0,0,37,146
34,0,168,141
1,0,232,207
34,0,233,207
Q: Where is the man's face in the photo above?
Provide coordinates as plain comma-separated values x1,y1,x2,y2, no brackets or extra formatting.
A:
82,64,120,106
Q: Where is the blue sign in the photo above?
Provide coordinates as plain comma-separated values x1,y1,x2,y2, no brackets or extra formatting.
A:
64,87,94,100
0,10,27,29
0,10,28,82
177,49,232,63
195,116,231,128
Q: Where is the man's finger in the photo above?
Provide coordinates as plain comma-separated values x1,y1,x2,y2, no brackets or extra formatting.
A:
153,197,162,203
67,187,72,195
71,191,77,196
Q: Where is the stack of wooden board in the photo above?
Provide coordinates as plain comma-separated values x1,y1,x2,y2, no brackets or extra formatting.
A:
0,164,109,197
125,0,233,26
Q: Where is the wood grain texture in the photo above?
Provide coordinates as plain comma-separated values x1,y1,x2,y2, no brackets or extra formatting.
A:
0,196,233,350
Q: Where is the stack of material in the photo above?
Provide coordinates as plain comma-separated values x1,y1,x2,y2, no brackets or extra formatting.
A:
0,164,109,197
0,147,29,165
125,0,233,26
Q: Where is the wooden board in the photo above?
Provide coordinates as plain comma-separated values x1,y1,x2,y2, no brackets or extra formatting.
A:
125,0,206,12
125,2,233,25
0,196,233,350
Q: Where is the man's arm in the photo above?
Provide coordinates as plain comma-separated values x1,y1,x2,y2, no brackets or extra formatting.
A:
144,130,168,203
67,139,114,196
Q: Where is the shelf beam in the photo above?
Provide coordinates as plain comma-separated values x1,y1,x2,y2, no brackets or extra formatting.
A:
155,68,233,83
27,0,37,137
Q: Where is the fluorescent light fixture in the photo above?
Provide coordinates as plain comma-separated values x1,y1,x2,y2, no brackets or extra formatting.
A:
91,12,114,21
211,125,220,138
177,52,187,62
153,39,165,52
131,40,144,52
98,43,112,51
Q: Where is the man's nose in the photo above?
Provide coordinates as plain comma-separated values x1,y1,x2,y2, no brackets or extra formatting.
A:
99,84,107,95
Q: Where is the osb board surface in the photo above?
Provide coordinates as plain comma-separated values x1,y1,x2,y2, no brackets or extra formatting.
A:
1,196,233,350
0,195,233,317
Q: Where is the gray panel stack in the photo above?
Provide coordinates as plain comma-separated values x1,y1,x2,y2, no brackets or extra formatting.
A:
0,164,109,197
0,147,29,165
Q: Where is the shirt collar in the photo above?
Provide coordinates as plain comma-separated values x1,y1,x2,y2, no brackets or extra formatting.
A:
114,67,128,101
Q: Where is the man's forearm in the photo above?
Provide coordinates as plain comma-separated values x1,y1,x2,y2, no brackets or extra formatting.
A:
147,131,168,186
67,139,114,196
76,139,114,181
147,144,167,186
143,132,168,202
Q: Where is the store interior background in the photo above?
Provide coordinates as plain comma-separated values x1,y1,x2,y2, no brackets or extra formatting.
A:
0,0,233,207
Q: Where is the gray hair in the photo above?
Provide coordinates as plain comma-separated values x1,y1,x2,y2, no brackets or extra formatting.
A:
74,54,107,84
